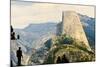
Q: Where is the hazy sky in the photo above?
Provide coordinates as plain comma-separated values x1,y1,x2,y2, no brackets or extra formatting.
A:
11,1,95,29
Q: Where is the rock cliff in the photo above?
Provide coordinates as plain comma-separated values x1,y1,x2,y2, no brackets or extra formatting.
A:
58,11,91,51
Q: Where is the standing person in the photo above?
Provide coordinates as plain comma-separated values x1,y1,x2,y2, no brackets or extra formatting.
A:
56,56,62,63
62,54,69,63
10,60,13,67
11,32,15,40
16,47,23,66
17,35,20,40
11,25,13,33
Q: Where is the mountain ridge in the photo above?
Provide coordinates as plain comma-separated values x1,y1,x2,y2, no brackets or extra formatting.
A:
12,12,95,65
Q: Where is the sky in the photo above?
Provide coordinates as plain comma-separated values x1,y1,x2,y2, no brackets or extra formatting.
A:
11,0,95,29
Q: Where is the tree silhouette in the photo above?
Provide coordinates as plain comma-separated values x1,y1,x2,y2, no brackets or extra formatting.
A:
56,56,62,63
62,54,69,63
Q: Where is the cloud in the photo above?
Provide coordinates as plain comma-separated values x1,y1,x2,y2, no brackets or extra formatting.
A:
11,1,95,29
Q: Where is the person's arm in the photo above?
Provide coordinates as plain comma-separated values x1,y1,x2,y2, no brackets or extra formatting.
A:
21,51,23,58
22,55,23,58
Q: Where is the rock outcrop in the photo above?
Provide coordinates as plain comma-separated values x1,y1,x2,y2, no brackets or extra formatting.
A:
58,11,91,51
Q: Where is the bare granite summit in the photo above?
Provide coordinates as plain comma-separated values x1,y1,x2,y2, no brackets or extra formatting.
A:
61,11,91,51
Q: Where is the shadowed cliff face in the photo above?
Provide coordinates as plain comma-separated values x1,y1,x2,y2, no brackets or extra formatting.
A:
61,11,91,51
11,40,34,66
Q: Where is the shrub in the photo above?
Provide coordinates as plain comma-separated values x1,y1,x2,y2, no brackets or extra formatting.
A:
53,34,74,46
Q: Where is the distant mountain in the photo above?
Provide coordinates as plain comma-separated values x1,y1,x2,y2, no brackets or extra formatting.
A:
23,23,57,33
15,23,57,49
79,14,95,48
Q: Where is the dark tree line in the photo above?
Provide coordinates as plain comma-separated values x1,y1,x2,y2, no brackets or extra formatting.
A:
56,54,69,63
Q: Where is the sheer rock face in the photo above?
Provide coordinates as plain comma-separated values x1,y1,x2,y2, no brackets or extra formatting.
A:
61,11,91,51
11,40,32,66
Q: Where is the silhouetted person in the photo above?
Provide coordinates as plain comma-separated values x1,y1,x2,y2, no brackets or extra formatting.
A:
11,25,13,33
56,56,62,63
11,32,16,40
10,60,13,67
17,35,20,40
62,54,69,63
16,47,23,66
11,25,16,40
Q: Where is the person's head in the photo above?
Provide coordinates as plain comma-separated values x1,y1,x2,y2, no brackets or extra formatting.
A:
19,47,21,50
58,56,61,60
63,54,66,58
